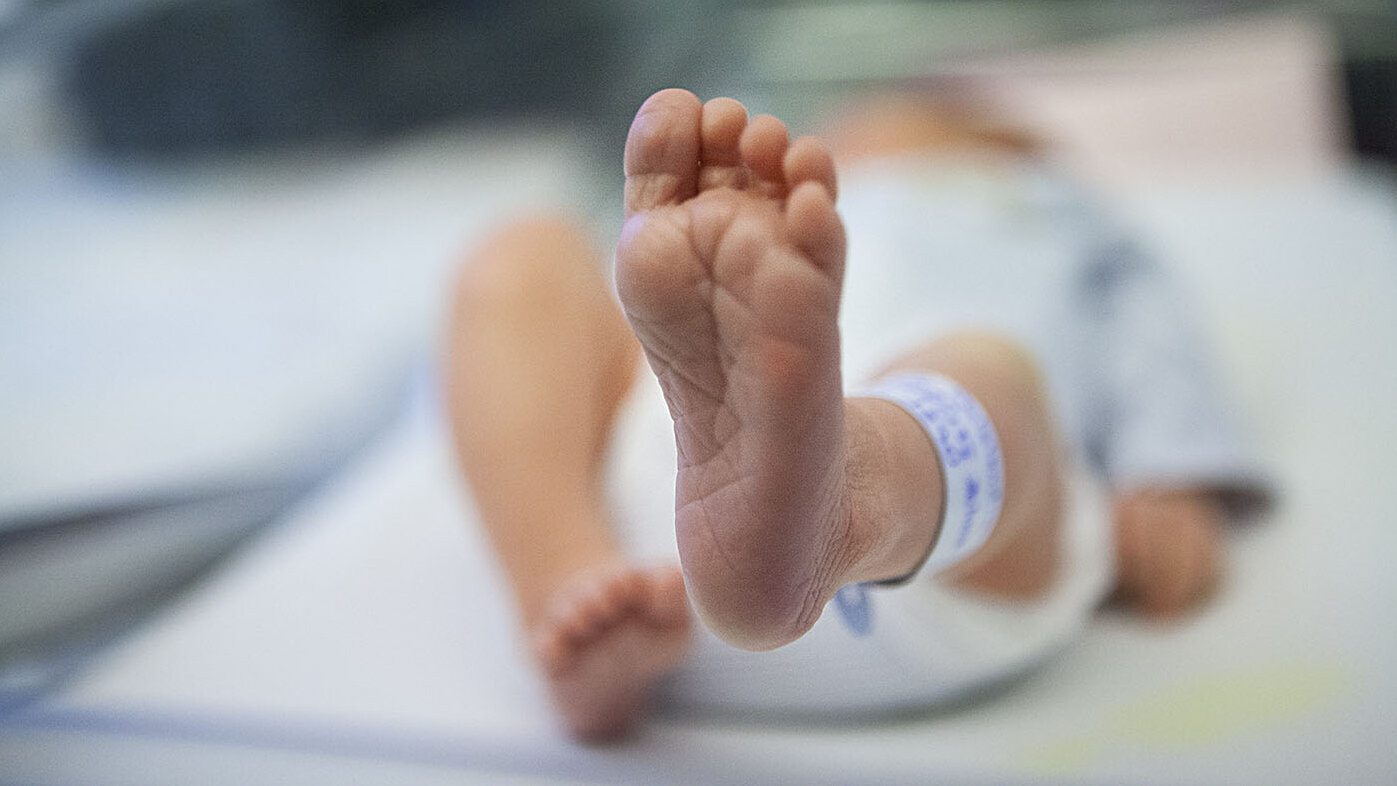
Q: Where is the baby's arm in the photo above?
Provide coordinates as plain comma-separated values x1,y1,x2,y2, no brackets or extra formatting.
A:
1110,487,1224,617
1084,232,1271,617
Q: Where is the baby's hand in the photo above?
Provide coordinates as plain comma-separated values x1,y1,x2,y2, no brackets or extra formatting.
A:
1110,488,1225,619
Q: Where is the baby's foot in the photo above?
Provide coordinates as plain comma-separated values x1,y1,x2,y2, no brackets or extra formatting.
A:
532,563,690,742
616,89,852,651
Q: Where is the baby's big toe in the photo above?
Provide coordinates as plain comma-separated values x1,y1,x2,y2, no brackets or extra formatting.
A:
642,568,690,626
624,89,703,216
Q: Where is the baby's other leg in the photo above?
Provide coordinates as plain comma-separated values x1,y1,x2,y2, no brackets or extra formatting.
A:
818,96,1065,596
445,215,690,741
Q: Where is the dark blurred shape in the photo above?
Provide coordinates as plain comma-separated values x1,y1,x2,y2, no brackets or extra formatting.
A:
63,0,647,156
1345,57,1397,166
1333,7,1397,167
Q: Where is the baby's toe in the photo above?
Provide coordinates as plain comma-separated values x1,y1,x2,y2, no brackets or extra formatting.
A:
785,180,845,276
642,568,690,626
699,98,749,190
624,89,703,215
783,136,838,200
739,114,791,191
532,627,571,676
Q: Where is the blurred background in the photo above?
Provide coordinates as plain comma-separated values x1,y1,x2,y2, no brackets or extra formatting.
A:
1,1,1395,783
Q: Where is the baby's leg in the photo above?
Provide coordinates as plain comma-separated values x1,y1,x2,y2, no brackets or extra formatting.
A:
616,89,1063,652
879,334,1062,599
445,215,690,741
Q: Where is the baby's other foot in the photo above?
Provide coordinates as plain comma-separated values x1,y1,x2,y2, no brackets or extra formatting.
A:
532,562,690,742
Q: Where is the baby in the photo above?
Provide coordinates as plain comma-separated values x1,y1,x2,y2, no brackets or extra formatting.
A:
445,89,1267,740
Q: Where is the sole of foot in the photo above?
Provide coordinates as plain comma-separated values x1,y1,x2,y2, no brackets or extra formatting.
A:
616,88,857,651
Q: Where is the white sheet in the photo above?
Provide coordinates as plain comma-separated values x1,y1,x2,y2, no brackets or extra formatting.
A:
0,126,596,521
0,124,603,681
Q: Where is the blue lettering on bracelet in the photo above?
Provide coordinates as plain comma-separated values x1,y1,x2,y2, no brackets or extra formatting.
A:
960,476,980,548
834,584,873,637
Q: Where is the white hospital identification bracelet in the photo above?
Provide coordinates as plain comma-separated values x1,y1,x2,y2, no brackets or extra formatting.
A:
861,372,1005,579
